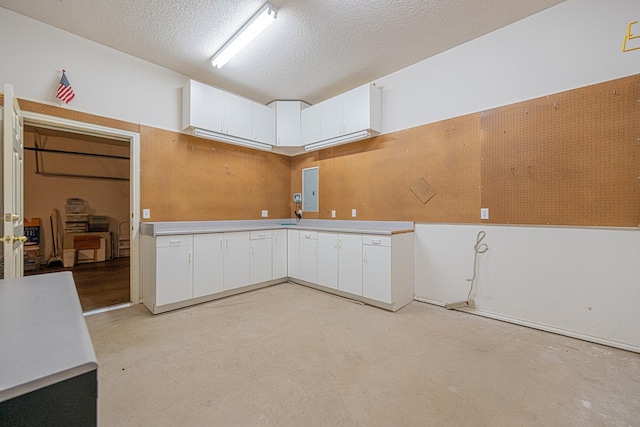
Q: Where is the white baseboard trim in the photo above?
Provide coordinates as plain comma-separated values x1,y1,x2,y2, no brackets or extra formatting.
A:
413,296,640,354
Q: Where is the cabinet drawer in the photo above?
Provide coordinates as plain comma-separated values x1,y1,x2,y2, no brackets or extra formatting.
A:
362,235,391,247
156,235,192,248
250,230,272,240
300,230,318,240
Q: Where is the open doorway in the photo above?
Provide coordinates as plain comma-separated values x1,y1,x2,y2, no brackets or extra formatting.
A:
20,112,141,313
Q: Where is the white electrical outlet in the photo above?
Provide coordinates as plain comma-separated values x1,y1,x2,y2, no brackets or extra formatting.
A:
143,209,151,219
261,210,268,218
480,208,489,220
352,209,357,218
331,210,336,218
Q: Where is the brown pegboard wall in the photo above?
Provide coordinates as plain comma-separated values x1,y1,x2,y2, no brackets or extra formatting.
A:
290,114,482,222
481,75,640,226
140,127,292,222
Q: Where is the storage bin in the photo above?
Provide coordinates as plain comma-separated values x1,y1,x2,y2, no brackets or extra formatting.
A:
88,215,109,232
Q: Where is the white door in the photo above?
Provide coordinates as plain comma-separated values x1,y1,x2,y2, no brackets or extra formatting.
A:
223,231,250,290
193,233,224,298
272,229,287,280
250,235,272,285
338,234,363,296
363,244,392,303
2,84,25,279
156,235,193,306
317,232,338,289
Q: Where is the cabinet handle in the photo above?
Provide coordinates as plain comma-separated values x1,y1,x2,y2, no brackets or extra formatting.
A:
220,238,223,250
339,238,342,249
189,251,192,263
313,244,317,255
225,238,229,249
371,239,381,245
363,250,367,262
334,237,338,248
251,245,254,255
169,240,181,246
258,233,266,238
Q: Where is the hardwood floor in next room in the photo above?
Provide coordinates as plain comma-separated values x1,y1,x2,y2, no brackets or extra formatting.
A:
25,257,130,312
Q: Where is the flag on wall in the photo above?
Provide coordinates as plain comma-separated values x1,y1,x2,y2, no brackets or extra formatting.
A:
56,70,75,104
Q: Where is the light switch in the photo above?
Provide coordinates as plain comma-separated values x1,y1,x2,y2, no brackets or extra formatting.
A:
143,209,151,219
331,210,336,218
261,210,268,218
351,209,357,218
480,208,489,220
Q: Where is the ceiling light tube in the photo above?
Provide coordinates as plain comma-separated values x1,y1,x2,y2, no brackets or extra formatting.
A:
211,3,278,68
193,128,273,151
304,130,376,151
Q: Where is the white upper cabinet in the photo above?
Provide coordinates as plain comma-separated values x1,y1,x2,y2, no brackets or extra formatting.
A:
224,92,252,140
301,83,382,146
252,103,276,145
182,80,224,132
182,80,274,146
269,101,309,147
301,103,321,144
319,95,343,140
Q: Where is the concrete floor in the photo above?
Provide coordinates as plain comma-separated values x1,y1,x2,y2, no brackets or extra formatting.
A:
85,283,640,426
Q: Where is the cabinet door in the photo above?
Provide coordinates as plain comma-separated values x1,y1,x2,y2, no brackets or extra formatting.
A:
299,237,318,283
252,103,275,145
287,229,300,279
193,234,224,298
223,232,250,290
320,95,343,140
342,84,370,134
363,244,392,303
338,234,363,296
301,104,321,144
317,232,338,289
250,237,272,285
156,236,193,306
224,93,252,139
272,229,288,279
185,80,224,132
274,101,302,147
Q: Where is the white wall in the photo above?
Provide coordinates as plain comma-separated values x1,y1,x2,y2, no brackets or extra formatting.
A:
0,8,186,132
377,0,640,133
415,224,640,352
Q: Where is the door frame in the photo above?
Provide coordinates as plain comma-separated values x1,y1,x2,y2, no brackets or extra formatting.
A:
22,111,141,304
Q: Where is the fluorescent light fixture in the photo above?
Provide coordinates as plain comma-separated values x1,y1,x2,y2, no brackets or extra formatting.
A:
193,128,273,151
211,3,278,68
304,130,377,151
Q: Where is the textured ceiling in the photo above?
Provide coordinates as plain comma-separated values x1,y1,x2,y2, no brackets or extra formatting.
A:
0,0,565,105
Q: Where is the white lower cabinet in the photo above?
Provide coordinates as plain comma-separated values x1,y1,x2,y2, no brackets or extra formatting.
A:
362,234,414,309
337,234,363,296
250,230,272,285
155,235,193,306
299,231,318,283
287,229,300,279
223,232,250,290
142,225,414,314
193,234,224,298
272,229,288,280
317,232,338,289
317,232,362,295
362,237,391,303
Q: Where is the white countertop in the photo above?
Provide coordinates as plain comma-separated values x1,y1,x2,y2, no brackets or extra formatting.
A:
0,272,98,402
140,219,414,237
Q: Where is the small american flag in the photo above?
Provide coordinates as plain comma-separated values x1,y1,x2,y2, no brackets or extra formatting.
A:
56,70,75,104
